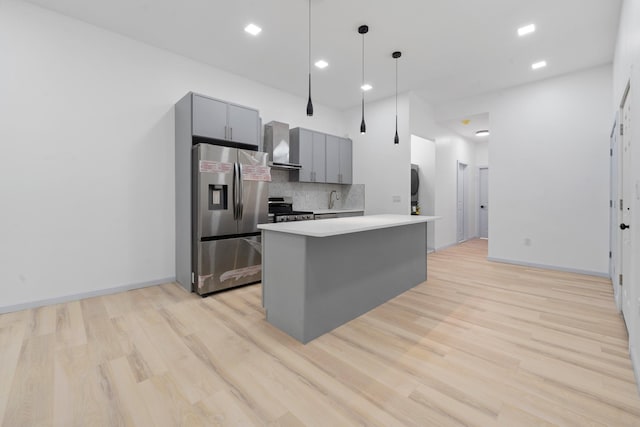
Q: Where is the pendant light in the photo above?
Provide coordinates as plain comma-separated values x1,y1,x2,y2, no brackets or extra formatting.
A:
306,0,314,116
358,25,368,134
392,51,402,144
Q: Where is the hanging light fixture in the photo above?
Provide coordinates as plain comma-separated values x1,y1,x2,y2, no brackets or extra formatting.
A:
358,25,368,134
306,0,314,116
392,51,401,144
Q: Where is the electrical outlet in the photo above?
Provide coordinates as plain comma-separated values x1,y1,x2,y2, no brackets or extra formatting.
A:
392,195,401,203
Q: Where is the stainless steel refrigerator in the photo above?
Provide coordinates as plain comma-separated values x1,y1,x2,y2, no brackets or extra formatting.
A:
192,144,268,295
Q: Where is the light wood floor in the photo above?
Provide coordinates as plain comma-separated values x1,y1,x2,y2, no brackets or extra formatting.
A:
1,239,639,426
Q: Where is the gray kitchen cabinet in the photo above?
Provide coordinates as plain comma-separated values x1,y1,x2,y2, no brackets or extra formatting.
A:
192,94,227,141
339,138,352,184
228,104,260,146
312,132,326,182
325,136,340,183
290,128,326,182
326,135,352,184
191,93,260,147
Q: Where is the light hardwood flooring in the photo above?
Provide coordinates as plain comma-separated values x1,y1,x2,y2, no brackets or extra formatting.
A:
1,239,639,426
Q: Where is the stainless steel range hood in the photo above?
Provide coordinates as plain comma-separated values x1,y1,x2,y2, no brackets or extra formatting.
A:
264,121,302,170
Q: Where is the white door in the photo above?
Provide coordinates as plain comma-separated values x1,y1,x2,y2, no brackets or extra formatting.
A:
610,115,621,311
620,85,633,332
479,167,489,239
457,162,467,243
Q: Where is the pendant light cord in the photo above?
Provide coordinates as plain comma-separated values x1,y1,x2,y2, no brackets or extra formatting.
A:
392,51,401,144
308,0,311,77
395,57,398,139
362,32,365,103
306,0,313,116
361,31,365,120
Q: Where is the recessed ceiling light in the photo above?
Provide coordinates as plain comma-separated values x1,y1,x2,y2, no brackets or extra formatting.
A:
361,84,372,91
518,24,536,37
315,60,329,69
244,23,262,36
476,130,490,137
531,60,547,70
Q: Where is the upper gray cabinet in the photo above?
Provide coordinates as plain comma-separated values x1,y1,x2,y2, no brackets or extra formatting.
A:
326,135,352,184
312,132,326,182
290,128,326,183
191,93,260,147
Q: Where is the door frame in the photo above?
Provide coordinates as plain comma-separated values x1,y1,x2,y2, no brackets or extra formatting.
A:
618,80,632,334
457,161,468,243
477,165,489,240
610,112,621,312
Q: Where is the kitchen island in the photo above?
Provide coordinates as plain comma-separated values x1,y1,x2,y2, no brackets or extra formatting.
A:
258,214,440,343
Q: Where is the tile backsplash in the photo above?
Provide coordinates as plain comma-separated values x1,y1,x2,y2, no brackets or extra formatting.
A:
269,169,365,211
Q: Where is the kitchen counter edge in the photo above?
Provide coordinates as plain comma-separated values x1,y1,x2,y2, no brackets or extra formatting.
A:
312,208,364,215
258,214,441,237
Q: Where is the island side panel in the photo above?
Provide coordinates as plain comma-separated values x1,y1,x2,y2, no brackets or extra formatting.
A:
262,230,308,341
302,222,426,343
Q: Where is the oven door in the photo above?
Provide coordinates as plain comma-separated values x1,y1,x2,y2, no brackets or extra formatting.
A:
195,236,262,295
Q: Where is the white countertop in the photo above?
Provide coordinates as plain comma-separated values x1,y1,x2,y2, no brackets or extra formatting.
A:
312,208,364,215
258,214,441,237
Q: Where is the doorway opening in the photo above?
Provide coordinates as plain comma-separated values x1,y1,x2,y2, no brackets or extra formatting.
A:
457,161,468,243
478,167,489,239
619,81,633,336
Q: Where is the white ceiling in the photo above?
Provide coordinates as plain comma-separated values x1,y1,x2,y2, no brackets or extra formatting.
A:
24,0,621,110
441,113,491,142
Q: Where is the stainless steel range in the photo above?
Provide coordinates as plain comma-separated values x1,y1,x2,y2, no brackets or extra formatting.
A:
268,197,314,222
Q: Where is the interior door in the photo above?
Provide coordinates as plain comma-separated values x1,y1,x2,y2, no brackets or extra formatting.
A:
610,115,621,311
621,86,633,331
237,150,269,233
457,162,467,243
479,167,489,239
195,144,237,239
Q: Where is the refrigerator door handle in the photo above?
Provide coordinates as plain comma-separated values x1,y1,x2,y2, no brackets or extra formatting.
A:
237,162,244,219
233,162,239,219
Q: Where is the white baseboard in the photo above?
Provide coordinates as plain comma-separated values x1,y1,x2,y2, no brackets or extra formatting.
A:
487,257,609,278
0,277,176,314
434,242,459,252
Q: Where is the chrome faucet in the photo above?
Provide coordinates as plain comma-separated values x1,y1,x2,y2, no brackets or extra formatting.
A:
329,190,339,209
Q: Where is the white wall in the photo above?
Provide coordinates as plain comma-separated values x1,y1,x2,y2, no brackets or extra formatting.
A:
476,140,489,166
437,65,612,275
408,93,480,250
612,0,640,385
411,135,436,251
434,137,477,249
0,0,346,311
348,93,411,214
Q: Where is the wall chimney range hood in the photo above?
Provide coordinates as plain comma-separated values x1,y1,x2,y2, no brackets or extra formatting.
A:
264,121,302,170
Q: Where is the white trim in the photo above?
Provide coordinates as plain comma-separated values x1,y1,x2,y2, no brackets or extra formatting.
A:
456,161,468,243
434,241,460,252
487,257,609,278
0,277,177,314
